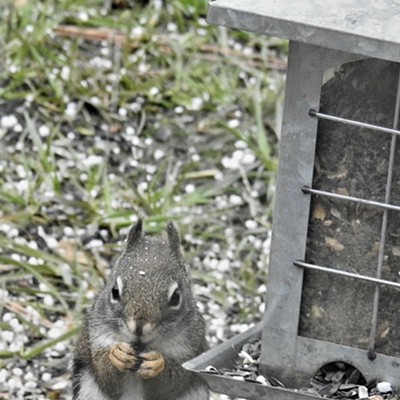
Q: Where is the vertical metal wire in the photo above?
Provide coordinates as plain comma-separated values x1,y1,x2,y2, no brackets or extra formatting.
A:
368,66,400,360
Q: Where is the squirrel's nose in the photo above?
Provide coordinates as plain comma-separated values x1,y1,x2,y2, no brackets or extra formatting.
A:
135,319,145,336
127,317,154,338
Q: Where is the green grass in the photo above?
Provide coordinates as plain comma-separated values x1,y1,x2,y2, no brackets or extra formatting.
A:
0,0,286,390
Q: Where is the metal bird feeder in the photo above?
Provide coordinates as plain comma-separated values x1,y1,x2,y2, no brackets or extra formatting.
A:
184,1,400,399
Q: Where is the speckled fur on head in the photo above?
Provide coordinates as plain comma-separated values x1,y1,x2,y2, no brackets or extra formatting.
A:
108,220,192,338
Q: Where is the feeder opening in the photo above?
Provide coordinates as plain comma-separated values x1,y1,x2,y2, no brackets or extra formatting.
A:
312,361,367,396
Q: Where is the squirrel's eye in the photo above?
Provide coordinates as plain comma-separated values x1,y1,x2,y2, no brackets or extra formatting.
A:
111,283,120,302
168,287,181,309
110,276,123,303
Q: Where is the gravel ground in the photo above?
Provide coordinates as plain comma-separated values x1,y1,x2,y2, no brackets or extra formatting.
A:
0,1,285,398
0,97,273,397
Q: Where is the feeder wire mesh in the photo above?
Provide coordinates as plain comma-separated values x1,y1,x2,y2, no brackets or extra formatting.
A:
299,61,400,360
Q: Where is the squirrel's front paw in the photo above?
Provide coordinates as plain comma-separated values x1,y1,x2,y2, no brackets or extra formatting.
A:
109,342,138,371
138,351,165,379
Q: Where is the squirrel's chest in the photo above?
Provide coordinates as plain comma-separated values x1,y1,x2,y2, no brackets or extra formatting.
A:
119,377,144,400
78,370,145,400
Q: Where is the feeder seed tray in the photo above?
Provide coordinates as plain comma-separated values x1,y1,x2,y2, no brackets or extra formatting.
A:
184,1,400,399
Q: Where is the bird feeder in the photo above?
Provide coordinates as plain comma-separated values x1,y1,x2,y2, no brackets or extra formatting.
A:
184,1,400,399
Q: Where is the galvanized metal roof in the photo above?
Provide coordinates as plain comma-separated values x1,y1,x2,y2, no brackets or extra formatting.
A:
207,0,400,62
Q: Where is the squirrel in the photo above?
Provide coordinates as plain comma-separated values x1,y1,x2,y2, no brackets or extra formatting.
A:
71,219,209,400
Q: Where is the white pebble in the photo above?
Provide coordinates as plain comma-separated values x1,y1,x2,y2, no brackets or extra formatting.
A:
191,153,201,162
118,107,128,117
47,327,64,339
13,123,23,133
154,149,165,161
90,96,101,106
9,64,18,73
144,137,153,146
138,181,148,193
16,164,27,179
24,380,38,389
188,97,203,111
63,226,74,236
9,227,19,238
52,380,68,390
11,253,23,262
65,102,78,118
43,295,55,307
10,318,23,333
85,239,103,249
257,284,267,294
2,330,14,342
167,22,177,32
185,184,196,194
245,220,258,230
61,66,70,80
67,131,75,140
214,170,224,180
78,11,89,21
0,289,9,301
54,342,66,352
377,382,392,393
82,155,103,167
229,194,243,206
1,115,18,129
241,151,256,165
218,259,230,272
8,377,22,389
131,26,144,38
149,87,159,96
138,62,149,74
9,342,22,352
38,125,50,137
154,0,162,9
221,156,239,170
0,369,8,383
250,190,259,198
129,102,141,113
125,126,136,135
41,372,52,382
12,367,23,377
235,140,248,149
100,46,110,56
228,119,240,129
196,28,207,37
24,371,36,381
145,164,156,174
3,312,14,323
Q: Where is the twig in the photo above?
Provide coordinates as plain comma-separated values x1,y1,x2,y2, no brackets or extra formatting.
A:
53,25,129,45
52,25,287,71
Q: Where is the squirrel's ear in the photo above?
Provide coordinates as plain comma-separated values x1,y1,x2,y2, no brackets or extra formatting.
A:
165,222,190,274
167,221,185,262
126,219,144,251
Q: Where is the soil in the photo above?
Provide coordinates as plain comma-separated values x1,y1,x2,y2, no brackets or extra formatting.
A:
299,59,400,357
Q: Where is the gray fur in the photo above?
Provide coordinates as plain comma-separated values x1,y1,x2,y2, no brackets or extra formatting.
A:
72,220,208,400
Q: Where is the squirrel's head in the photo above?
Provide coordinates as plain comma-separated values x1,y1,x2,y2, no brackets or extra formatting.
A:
99,219,194,346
